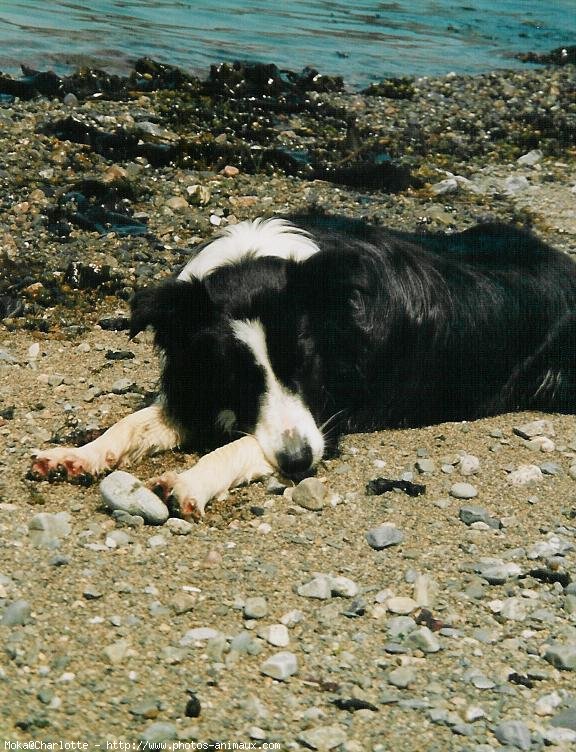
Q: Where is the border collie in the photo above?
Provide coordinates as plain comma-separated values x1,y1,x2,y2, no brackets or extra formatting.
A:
30,214,576,518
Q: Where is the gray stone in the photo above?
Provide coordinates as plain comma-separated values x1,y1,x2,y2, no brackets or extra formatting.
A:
365,524,404,550
256,624,289,647
388,666,417,688
550,707,576,731
540,462,562,475
543,643,576,671
493,720,532,750
404,626,441,653
415,458,435,473
103,639,132,664
542,727,576,745
387,616,417,639
243,596,268,619
297,725,347,750
517,149,543,166
292,477,328,510
459,505,500,528
180,628,223,646
1,599,31,626
111,378,136,394
28,512,71,547
513,419,555,439
140,722,178,744
459,454,480,476
260,651,298,680
508,464,543,486
165,518,194,535
504,175,530,195
100,470,169,525
450,482,478,499
329,575,359,598
474,559,522,584
297,575,332,600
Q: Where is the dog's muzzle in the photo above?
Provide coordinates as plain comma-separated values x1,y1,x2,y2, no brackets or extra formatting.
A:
275,430,314,479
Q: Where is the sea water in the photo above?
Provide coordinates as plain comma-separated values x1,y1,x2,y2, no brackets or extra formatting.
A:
0,0,574,87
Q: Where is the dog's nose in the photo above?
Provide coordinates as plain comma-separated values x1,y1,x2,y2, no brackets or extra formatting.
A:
276,431,314,479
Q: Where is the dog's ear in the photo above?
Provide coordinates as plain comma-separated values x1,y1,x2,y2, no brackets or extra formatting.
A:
129,278,215,348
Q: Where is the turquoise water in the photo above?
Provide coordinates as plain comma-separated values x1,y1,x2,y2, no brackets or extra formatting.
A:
0,1,574,87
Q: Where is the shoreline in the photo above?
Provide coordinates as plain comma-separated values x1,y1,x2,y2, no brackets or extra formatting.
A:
1,57,576,747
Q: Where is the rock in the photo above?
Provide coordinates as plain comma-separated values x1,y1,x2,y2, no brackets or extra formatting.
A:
459,454,480,475
297,575,332,600
365,524,405,550
292,477,328,510
243,596,268,619
493,720,532,750
100,471,169,525
280,609,305,627
166,196,189,212
220,165,239,177
550,707,576,731
297,725,347,750
186,184,211,205
513,419,555,439
388,666,417,688
404,626,441,653
2,600,31,626
260,651,298,680
527,436,555,452
542,727,576,745
431,177,458,195
387,616,417,639
517,149,543,166
387,596,417,615
63,92,79,106
543,643,576,670
475,559,521,585
504,175,530,194
165,518,194,535
413,573,438,607
147,534,167,548
103,639,132,665
170,592,197,615
415,458,435,473
256,624,290,647
111,377,135,394
180,628,223,646
329,575,359,598
459,505,500,528
534,691,562,716
140,722,178,743
500,597,529,621
449,482,478,499
28,512,72,547
507,464,543,486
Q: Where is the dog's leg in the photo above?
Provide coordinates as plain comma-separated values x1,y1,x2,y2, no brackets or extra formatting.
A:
29,403,182,485
149,436,274,520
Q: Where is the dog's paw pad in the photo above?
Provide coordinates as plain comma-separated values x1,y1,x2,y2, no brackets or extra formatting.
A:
28,449,98,485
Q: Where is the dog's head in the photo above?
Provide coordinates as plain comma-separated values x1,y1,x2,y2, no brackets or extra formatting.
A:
130,273,325,478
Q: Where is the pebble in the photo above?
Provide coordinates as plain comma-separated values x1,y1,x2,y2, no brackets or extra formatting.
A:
165,518,194,535
111,378,135,394
170,592,197,615
513,419,555,439
386,596,417,615
387,616,417,639
415,458,435,473
1,599,32,626
260,651,298,680
243,596,268,619
365,524,405,550
493,720,532,750
103,639,132,665
507,464,543,485
186,184,211,205
404,626,441,653
459,454,480,475
504,175,530,194
28,512,71,548
388,666,417,688
297,575,332,600
147,534,167,548
449,482,478,499
256,624,290,647
100,471,169,525
550,707,576,731
292,477,328,510
296,725,347,750
543,642,576,670
475,559,522,584
140,722,178,743
517,148,543,166
180,628,222,646
459,504,500,528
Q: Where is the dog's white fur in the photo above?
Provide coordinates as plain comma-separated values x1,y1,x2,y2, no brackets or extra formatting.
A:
178,217,320,281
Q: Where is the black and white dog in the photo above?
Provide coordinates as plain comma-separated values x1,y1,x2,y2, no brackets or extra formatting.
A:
31,214,576,518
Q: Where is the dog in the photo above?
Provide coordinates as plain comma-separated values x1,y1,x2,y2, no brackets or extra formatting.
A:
30,214,576,518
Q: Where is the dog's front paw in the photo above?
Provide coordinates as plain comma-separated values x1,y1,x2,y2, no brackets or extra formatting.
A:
148,472,205,522
28,448,102,486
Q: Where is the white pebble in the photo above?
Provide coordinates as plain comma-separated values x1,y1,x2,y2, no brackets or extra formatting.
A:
260,651,298,680
100,471,169,525
507,464,543,486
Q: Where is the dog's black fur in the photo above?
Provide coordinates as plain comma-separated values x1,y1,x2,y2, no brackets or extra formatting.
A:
130,215,576,470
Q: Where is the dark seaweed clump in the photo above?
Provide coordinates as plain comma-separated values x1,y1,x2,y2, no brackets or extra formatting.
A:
0,58,416,194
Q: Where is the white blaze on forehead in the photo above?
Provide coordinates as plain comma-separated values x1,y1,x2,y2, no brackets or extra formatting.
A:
230,318,324,468
178,217,320,281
